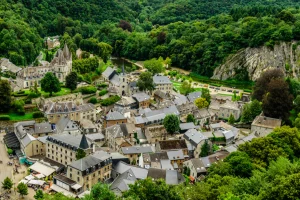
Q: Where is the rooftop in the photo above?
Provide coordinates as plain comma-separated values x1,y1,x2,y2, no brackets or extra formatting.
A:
47,134,91,149
121,146,154,155
158,139,187,150
132,92,150,102
187,91,202,102
252,115,282,129
153,75,172,84
184,129,208,146
106,111,126,120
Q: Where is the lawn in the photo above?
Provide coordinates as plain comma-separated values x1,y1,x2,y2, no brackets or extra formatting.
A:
24,87,71,98
7,112,34,121
171,80,182,91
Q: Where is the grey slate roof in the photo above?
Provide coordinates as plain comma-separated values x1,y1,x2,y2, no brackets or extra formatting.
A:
48,134,91,149
187,91,202,102
110,74,121,86
34,122,52,134
132,92,150,102
21,133,36,147
86,133,104,141
167,150,184,160
147,168,185,185
102,67,115,79
180,122,198,131
79,134,89,149
121,146,154,155
114,161,148,179
184,129,208,147
106,111,126,120
153,75,171,84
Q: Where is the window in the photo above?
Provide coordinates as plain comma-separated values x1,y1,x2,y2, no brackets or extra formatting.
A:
41,149,43,152
36,150,38,153
77,177,80,182
70,174,72,178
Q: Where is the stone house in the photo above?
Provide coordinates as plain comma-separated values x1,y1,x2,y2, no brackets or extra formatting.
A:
132,92,150,109
121,146,155,164
156,139,188,156
219,101,242,120
193,108,216,126
209,122,239,145
251,115,282,137
46,134,92,166
183,129,209,158
153,75,173,94
144,125,168,144
154,90,170,102
103,111,127,128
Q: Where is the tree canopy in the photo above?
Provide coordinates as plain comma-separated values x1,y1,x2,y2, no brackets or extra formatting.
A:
163,114,180,134
40,72,61,96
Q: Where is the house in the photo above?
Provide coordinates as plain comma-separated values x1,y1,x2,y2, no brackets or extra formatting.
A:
219,101,242,120
209,122,239,145
176,102,198,117
105,123,136,151
52,150,112,195
0,58,22,75
154,90,170,102
144,125,168,144
251,115,282,137
147,168,185,185
193,108,216,126
46,134,92,166
14,121,54,138
16,44,72,90
140,152,170,169
166,150,187,170
225,134,257,153
172,92,188,106
153,75,173,94
121,146,155,164
103,111,127,128
134,105,179,127
187,91,202,103
43,101,96,124
55,117,81,136
179,122,199,133
114,97,137,110
156,139,188,155
132,93,151,108
183,129,209,158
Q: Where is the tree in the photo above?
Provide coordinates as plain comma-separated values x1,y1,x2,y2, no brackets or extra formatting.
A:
65,72,78,91
186,114,195,123
83,183,116,200
119,20,132,32
0,80,11,112
76,149,86,160
17,182,28,197
241,104,252,123
13,99,25,115
249,99,262,118
252,68,284,101
200,140,210,157
144,58,164,74
195,98,209,109
163,114,180,134
262,78,293,121
34,189,44,200
180,81,193,95
137,72,155,92
228,114,235,124
224,151,253,178
294,113,300,129
2,177,13,191
123,178,181,200
201,88,211,103
41,72,61,96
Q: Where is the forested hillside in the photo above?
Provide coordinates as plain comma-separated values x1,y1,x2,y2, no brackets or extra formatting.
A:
2,0,300,76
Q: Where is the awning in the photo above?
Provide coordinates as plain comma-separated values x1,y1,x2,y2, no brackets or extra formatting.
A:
29,162,55,176
19,179,29,184
71,184,82,190
25,175,35,180
28,180,45,186
50,185,76,198
35,174,45,179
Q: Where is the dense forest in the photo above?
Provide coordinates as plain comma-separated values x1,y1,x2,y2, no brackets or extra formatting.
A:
2,0,300,76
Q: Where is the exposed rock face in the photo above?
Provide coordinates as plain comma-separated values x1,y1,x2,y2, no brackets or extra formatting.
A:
212,41,300,81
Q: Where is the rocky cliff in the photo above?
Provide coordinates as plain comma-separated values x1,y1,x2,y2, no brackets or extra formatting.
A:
212,41,300,81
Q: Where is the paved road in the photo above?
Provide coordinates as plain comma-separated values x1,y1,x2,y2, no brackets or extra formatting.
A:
0,133,13,193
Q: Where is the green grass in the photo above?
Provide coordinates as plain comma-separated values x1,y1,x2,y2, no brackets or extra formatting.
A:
171,80,182,91
24,87,71,98
7,112,34,121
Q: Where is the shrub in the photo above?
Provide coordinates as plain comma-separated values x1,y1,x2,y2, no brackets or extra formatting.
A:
99,89,108,96
89,97,98,104
0,115,10,120
7,148,13,155
33,111,44,118
27,92,41,99
97,83,108,88
100,95,121,106
79,86,97,94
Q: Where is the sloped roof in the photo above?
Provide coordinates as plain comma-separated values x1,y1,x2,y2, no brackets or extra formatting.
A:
4,132,20,149
153,75,171,84
106,111,126,120
184,129,207,146
132,92,150,102
187,91,202,102
79,134,89,149
102,67,115,79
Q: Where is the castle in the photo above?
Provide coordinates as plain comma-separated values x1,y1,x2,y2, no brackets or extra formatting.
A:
16,44,72,89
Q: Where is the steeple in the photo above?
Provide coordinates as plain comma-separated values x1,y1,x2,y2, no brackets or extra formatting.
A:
63,43,71,60
79,134,89,149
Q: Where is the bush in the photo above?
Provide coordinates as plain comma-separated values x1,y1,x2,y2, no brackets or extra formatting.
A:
89,97,98,104
0,115,10,121
33,111,44,118
99,89,108,96
27,92,41,99
79,86,97,94
100,95,121,106
7,148,13,155
97,83,108,88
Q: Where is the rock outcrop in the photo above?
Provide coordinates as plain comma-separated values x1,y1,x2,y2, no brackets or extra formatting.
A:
212,41,300,81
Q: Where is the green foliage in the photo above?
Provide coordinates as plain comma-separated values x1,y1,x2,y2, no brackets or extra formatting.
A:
100,95,121,106
212,144,219,152
73,57,99,74
123,178,181,200
134,132,140,144
41,72,61,97
17,182,28,197
195,98,209,109
76,149,86,160
137,72,155,92
99,89,108,96
89,97,98,104
200,140,210,157
2,177,13,191
0,80,12,112
186,114,195,123
180,81,193,95
34,189,44,200
65,72,78,91
0,115,10,121
32,111,44,118
183,166,191,176
228,114,235,124
224,151,253,178
201,88,211,104
78,86,97,94
241,100,262,123
7,148,13,155
144,58,164,74
13,99,25,115
163,114,180,134
82,183,117,200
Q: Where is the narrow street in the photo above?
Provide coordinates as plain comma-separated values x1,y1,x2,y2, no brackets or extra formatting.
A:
0,133,12,192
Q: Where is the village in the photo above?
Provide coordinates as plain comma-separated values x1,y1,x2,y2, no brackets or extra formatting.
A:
0,39,282,199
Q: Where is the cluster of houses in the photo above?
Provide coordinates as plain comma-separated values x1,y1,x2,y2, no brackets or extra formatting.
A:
2,49,283,197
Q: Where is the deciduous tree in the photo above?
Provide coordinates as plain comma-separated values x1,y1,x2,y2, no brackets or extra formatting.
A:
144,58,164,74
0,79,11,112
137,72,154,92
163,114,180,134
41,72,61,96
195,98,209,109
17,182,28,197
65,72,78,91
2,177,13,191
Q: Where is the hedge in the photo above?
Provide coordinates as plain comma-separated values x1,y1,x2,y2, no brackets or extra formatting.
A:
33,111,44,118
99,89,108,96
0,115,10,121
79,86,97,94
100,95,121,106
89,97,98,104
